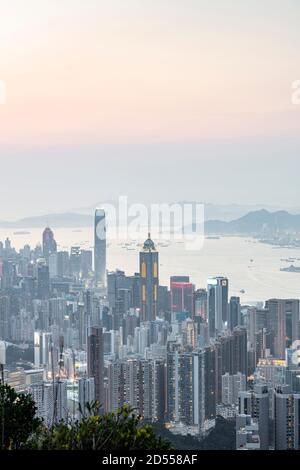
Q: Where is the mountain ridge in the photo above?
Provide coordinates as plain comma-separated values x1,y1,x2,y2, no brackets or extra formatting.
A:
0,209,300,233
205,209,300,234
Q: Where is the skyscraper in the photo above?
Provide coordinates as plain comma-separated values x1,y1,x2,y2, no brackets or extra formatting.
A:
37,261,50,299
207,276,228,337
228,296,241,331
274,387,300,450
0,296,10,340
222,372,246,405
239,384,270,450
42,226,57,261
193,346,216,432
80,250,93,278
48,253,58,278
166,342,181,422
166,347,194,425
140,234,159,322
87,326,104,407
266,299,300,358
34,331,52,370
170,276,194,316
214,328,247,403
70,246,81,278
94,209,106,287
193,288,207,321
78,377,95,418
178,353,194,425
57,251,70,277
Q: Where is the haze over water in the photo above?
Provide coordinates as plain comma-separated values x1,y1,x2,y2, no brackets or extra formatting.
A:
2,227,300,304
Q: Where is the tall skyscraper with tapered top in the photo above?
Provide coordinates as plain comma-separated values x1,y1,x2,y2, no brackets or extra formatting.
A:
42,226,57,261
139,233,159,322
94,209,106,287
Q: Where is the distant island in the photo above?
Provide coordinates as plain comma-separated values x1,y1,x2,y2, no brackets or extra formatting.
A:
280,265,300,273
205,209,300,235
1,209,300,250
0,212,93,229
13,230,31,235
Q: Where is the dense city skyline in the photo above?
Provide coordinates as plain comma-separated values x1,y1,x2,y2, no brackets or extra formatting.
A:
1,216,300,450
1,0,300,456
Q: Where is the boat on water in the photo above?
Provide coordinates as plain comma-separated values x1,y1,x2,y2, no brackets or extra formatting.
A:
157,242,171,247
13,231,31,235
280,265,300,273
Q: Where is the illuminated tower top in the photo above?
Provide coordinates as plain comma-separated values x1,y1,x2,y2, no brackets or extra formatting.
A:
142,233,156,252
140,233,159,322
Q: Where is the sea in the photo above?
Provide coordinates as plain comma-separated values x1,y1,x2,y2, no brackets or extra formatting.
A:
1,227,300,304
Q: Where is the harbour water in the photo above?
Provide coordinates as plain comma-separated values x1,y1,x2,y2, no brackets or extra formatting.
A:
1,228,300,303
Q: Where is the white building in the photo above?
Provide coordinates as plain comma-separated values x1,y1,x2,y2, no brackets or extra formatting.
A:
78,377,95,418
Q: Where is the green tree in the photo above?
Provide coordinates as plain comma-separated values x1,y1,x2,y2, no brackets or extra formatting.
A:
0,383,41,450
28,404,171,450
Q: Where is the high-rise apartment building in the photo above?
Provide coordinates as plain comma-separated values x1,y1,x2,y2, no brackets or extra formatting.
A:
222,372,246,405
87,326,104,407
274,386,300,450
266,299,300,358
193,289,207,321
193,346,216,432
239,384,270,450
78,377,95,418
207,277,228,337
37,262,50,299
228,296,241,331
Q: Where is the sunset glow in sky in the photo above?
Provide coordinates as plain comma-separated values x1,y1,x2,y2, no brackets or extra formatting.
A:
0,1,300,217
0,0,299,144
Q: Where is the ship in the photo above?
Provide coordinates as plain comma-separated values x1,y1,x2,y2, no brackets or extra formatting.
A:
280,265,300,273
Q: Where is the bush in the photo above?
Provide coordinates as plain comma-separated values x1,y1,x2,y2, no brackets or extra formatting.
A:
0,384,170,451
0,383,41,449
27,404,171,450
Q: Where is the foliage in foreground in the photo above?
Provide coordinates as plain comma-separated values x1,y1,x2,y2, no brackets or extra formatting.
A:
0,384,170,450
0,383,41,449
28,404,171,450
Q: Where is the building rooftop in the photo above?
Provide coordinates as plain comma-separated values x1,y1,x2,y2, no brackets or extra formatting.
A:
142,233,156,252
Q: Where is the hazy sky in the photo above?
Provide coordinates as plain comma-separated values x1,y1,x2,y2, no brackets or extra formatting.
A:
0,0,300,218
